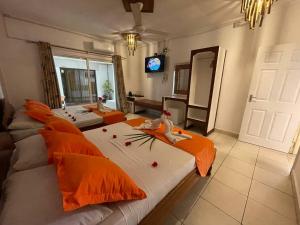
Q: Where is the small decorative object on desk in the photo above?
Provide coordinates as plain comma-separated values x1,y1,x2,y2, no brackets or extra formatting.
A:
97,97,105,112
61,96,66,110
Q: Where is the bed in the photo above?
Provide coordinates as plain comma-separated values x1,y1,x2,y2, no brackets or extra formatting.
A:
84,122,196,225
8,105,103,141
0,120,215,225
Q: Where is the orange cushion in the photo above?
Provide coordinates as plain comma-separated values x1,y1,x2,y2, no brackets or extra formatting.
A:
53,152,147,211
39,130,104,163
25,103,50,112
25,99,51,111
44,117,83,136
25,109,54,123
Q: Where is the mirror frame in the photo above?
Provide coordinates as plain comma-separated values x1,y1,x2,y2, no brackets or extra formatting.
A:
187,46,219,108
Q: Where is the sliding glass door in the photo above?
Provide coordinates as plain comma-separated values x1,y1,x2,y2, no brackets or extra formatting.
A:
53,56,116,109
60,68,97,104
89,60,116,109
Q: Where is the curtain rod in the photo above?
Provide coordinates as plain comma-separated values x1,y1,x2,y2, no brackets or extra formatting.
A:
26,40,126,60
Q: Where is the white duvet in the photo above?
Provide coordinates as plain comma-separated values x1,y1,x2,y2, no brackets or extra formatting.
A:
52,106,103,128
84,122,195,225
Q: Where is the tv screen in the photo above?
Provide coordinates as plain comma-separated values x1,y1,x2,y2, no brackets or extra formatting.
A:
145,55,165,73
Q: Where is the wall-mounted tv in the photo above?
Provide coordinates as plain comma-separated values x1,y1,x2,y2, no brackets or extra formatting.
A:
145,55,165,73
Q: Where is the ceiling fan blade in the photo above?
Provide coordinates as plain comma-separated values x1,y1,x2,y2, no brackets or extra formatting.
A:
143,28,168,36
111,28,136,35
130,2,143,26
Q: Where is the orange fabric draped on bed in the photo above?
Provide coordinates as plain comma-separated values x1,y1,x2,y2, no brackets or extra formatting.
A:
83,104,126,125
125,118,216,177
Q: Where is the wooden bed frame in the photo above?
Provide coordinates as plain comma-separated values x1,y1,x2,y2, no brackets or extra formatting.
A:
139,166,212,225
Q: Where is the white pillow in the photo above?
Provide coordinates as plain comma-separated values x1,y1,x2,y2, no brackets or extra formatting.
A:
8,109,44,130
9,128,41,142
13,134,48,171
0,165,113,225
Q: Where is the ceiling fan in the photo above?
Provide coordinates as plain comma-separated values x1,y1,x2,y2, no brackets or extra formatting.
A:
113,2,168,55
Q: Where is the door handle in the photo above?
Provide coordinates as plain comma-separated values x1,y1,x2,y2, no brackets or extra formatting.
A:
249,94,256,102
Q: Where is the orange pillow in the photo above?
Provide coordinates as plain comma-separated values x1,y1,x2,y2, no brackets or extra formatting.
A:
25,99,51,111
25,109,54,123
25,103,51,112
44,117,83,136
39,130,104,163
53,152,147,211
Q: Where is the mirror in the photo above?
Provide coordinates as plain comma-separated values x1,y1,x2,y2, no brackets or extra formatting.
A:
189,51,216,107
173,64,190,95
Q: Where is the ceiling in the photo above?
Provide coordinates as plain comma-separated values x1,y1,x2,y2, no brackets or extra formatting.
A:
0,0,290,41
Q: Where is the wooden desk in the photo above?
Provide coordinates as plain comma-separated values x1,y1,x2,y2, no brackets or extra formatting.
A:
134,99,162,112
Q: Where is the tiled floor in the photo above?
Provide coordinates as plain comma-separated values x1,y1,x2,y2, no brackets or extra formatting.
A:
176,132,296,225
125,114,297,225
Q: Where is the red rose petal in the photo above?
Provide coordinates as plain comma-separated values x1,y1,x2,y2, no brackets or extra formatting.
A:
152,161,158,167
125,141,132,146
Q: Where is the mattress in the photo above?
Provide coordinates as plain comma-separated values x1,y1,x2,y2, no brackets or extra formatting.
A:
84,122,195,225
53,105,103,128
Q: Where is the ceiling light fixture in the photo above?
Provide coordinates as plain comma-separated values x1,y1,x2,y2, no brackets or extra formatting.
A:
241,0,277,29
124,33,139,56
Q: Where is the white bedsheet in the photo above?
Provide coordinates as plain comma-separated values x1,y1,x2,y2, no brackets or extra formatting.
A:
84,122,195,225
52,106,103,128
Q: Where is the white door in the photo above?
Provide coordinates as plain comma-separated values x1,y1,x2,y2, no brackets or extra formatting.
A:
239,44,300,153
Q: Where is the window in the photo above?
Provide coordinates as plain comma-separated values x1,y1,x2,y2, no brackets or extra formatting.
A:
60,68,97,105
54,56,116,109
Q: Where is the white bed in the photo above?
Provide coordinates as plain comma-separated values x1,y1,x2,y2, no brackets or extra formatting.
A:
52,106,103,128
8,106,103,141
83,122,196,225
1,121,197,225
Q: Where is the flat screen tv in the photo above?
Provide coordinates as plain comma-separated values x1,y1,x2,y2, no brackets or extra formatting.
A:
145,55,165,73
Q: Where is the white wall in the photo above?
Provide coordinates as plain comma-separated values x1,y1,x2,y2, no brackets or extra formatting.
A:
115,42,158,97
120,1,300,134
0,14,114,108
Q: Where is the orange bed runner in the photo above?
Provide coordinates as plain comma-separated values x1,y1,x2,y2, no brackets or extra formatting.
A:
125,118,216,177
84,104,126,125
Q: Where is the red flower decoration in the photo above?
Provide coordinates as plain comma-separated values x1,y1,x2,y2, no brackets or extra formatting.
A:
178,130,182,134
152,161,158,168
163,110,171,116
125,141,132,146
102,128,107,132
113,134,117,139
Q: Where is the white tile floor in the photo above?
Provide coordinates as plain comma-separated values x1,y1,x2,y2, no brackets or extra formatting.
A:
125,114,297,225
180,133,296,225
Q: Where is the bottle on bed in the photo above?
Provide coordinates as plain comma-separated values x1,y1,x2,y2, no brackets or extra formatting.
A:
97,97,105,112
